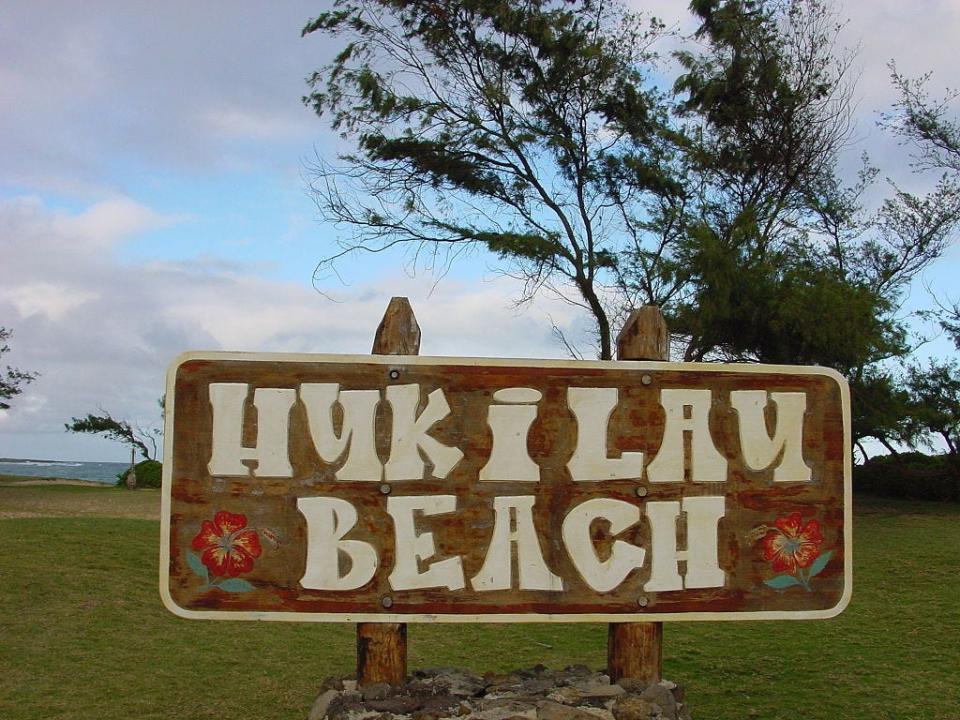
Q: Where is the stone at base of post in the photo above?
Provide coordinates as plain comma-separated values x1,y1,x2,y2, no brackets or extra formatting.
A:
607,622,662,684
357,623,408,686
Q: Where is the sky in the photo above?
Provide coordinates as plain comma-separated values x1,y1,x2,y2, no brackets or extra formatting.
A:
1,0,959,462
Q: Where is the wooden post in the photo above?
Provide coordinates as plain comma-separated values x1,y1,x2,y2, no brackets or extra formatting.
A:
607,305,668,685
356,297,417,687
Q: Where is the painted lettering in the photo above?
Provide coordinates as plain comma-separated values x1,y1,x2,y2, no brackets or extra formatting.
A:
731,390,811,482
207,383,295,477
646,389,726,483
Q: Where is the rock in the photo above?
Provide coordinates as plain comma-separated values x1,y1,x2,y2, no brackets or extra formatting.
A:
639,685,677,720
306,667,692,720
545,688,583,705
472,702,537,720
319,677,346,693
611,695,658,720
579,709,614,720
537,700,605,720
433,672,487,698
416,694,463,716
360,683,392,701
612,679,646,694
571,684,625,701
309,689,340,720
367,695,424,714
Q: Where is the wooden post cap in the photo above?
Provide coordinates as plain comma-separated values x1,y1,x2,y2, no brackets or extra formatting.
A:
616,306,669,362
372,297,421,356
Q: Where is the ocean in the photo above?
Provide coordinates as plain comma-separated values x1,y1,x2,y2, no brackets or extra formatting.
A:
0,458,132,485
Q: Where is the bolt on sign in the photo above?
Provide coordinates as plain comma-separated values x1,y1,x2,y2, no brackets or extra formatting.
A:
160,353,851,622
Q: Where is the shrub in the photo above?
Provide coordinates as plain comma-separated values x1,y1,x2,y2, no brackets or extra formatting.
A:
116,459,162,489
854,452,956,501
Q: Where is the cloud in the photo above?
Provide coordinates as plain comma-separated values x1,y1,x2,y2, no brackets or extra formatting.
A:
0,195,583,461
0,1,326,196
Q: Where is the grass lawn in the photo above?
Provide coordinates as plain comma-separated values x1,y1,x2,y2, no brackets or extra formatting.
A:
1,483,957,720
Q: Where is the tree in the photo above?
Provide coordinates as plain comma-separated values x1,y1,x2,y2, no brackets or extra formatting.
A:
883,63,960,174
849,367,914,460
304,0,680,360
303,0,959,368
905,360,960,501
66,401,163,461
0,327,38,410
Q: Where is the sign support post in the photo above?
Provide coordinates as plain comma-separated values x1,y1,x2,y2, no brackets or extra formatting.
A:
607,306,668,684
356,297,417,686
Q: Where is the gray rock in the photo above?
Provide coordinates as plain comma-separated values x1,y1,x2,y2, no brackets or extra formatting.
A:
308,689,340,720
307,667,691,720
537,700,605,720
545,688,583,705
611,695,658,720
612,679,647,694
367,695,424,714
417,694,463,715
360,683,392,701
471,702,538,720
571,684,625,701
639,685,676,720
578,709,615,720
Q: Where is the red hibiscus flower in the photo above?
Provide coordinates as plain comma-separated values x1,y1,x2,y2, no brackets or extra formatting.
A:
191,511,262,577
762,512,822,573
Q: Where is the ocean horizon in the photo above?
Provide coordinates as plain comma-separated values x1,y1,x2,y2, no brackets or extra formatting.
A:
0,458,132,484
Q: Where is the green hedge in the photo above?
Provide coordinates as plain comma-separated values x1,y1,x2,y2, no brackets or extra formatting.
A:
115,459,162,489
854,452,957,502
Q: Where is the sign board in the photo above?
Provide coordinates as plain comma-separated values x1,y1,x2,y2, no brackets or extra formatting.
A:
160,352,851,623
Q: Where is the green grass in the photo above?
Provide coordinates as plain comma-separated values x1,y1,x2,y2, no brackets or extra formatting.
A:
1,489,958,719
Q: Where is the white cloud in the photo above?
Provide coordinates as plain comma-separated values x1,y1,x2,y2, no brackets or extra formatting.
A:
2,284,100,322
0,195,582,461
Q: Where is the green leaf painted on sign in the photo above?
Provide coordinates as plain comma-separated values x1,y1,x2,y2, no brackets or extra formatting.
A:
216,578,255,593
764,574,803,590
808,550,833,578
185,551,208,582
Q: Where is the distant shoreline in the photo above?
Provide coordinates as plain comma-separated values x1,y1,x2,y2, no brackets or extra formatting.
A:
0,474,112,487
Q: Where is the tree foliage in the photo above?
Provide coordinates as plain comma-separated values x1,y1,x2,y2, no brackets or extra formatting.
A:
305,0,678,359
905,360,960,500
66,405,162,461
0,327,38,411
304,0,959,372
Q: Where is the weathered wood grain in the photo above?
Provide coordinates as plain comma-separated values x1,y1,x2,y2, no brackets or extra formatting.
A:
372,297,420,356
616,306,669,365
359,297,416,685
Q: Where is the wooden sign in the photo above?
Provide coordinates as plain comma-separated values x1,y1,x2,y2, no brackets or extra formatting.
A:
160,353,851,623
